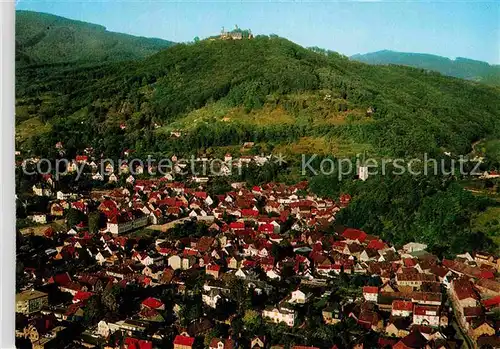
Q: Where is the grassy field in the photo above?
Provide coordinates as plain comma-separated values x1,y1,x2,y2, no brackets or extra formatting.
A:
472,206,500,248
273,136,373,157
15,116,51,143
484,139,500,163
155,92,373,135
155,100,297,133
470,138,500,163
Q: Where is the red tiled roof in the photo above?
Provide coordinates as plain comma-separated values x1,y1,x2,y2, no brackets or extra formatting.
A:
452,278,478,300
175,200,187,207
194,191,208,199
207,264,221,272
363,286,379,294
64,303,82,316
229,222,245,230
483,295,500,309
378,337,398,348
480,270,495,279
183,248,198,257
141,297,164,309
392,300,413,311
463,306,483,318
342,228,367,242
49,272,72,286
398,331,427,349
339,193,351,204
73,291,93,302
258,224,274,232
196,236,215,252
44,227,55,237
124,337,153,349
367,239,385,250
241,209,259,217
158,198,176,207
243,259,257,267
72,202,87,211
403,258,417,267
413,305,439,316
167,207,181,215
174,335,195,347
76,155,88,162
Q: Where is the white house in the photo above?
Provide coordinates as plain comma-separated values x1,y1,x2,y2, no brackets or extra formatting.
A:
202,290,223,309
357,165,369,181
126,175,135,184
235,268,249,279
32,185,52,197
108,173,118,183
263,305,296,327
266,269,281,281
67,161,78,173
140,254,164,267
219,164,232,176
209,338,234,349
135,165,144,175
92,172,104,181
362,287,379,302
56,191,77,201
192,176,209,183
106,212,148,235
205,196,214,206
31,213,47,224
97,320,120,338
289,288,313,304
391,300,413,317
413,305,440,327
168,255,182,270
402,242,428,253
105,163,114,174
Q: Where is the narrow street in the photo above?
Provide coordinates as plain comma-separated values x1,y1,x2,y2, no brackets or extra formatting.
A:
448,299,474,349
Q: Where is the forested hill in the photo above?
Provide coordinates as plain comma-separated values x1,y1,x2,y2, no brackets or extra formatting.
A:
351,50,500,86
16,36,500,159
16,11,175,66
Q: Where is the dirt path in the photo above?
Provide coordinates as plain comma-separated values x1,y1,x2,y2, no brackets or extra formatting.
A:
20,219,66,236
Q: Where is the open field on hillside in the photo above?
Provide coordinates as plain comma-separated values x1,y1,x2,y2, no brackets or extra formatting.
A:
19,219,66,236
472,206,500,248
273,136,373,157
16,116,52,143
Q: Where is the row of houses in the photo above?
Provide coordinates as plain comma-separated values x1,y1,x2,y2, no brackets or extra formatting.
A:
16,179,499,348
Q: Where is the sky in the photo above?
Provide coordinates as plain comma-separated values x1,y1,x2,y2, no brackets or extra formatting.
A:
16,0,500,64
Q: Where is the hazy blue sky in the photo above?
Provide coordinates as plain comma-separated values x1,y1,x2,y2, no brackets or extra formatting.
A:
16,0,500,64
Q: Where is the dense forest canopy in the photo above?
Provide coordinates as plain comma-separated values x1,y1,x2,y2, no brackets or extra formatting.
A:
309,171,498,257
16,10,174,66
16,35,500,160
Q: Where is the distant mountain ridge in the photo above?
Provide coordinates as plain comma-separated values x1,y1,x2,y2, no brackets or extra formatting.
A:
16,35,500,160
16,10,175,66
351,50,500,86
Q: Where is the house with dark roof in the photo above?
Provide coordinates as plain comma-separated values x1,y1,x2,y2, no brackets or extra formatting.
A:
209,338,234,349
393,330,428,349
